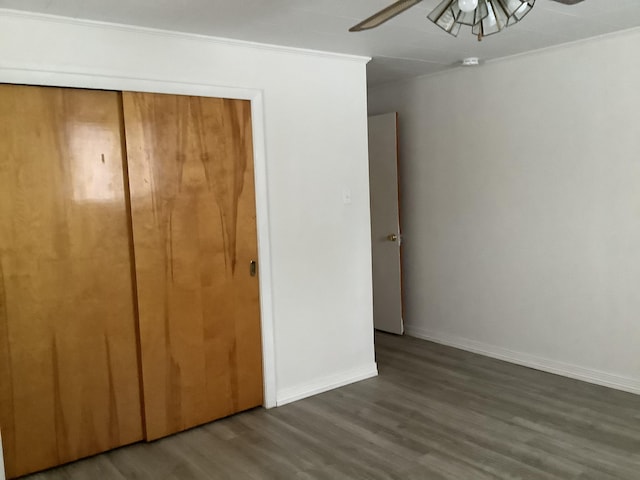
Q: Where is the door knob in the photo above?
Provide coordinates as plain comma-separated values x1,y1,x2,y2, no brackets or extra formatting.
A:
387,234,398,242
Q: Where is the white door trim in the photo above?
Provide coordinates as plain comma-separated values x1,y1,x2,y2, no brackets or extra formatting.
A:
0,68,278,409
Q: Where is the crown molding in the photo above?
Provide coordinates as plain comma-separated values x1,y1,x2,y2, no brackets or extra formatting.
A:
0,8,371,64
369,24,640,90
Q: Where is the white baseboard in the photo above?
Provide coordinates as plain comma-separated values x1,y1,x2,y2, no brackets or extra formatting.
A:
276,363,378,406
405,325,640,396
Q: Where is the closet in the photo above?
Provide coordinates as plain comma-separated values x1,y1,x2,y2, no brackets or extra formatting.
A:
123,92,264,441
0,84,263,478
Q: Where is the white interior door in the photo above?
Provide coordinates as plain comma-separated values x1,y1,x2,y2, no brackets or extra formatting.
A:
368,113,404,334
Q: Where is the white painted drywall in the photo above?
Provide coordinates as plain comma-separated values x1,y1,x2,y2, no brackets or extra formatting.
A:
0,430,5,480
0,9,377,407
368,29,640,393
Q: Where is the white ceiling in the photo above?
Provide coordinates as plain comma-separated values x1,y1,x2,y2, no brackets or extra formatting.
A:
1,0,639,85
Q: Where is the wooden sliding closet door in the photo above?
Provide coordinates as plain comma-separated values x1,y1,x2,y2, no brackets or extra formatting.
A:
122,92,263,440
0,85,143,478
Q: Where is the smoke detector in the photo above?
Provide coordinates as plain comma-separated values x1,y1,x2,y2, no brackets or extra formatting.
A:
462,57,480,66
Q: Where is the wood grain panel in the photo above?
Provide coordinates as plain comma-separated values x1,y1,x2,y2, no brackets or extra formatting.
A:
122,92,263,440
0,84,144,478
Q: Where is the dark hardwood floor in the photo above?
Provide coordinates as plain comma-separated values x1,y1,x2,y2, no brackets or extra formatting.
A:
24,333,640,479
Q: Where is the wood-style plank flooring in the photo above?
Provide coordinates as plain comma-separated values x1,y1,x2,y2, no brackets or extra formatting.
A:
24,333,640,479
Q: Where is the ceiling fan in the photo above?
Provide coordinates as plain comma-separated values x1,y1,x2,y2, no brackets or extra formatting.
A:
349,0,585,39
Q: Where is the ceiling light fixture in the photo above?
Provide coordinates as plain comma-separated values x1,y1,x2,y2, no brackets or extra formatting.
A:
458,0,479,13
349,0,581,37
428,0,535,40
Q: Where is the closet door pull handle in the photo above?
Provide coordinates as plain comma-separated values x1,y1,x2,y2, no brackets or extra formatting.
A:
250,260,257,277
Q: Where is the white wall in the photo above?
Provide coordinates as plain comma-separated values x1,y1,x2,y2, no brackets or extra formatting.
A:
369,29,640,394
0,430,5,480
0,10,377,407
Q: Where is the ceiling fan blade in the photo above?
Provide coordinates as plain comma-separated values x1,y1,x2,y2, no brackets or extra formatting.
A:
349,0,423,32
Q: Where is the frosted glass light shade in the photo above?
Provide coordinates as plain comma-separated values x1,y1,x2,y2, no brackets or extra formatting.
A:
428,0,536,38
